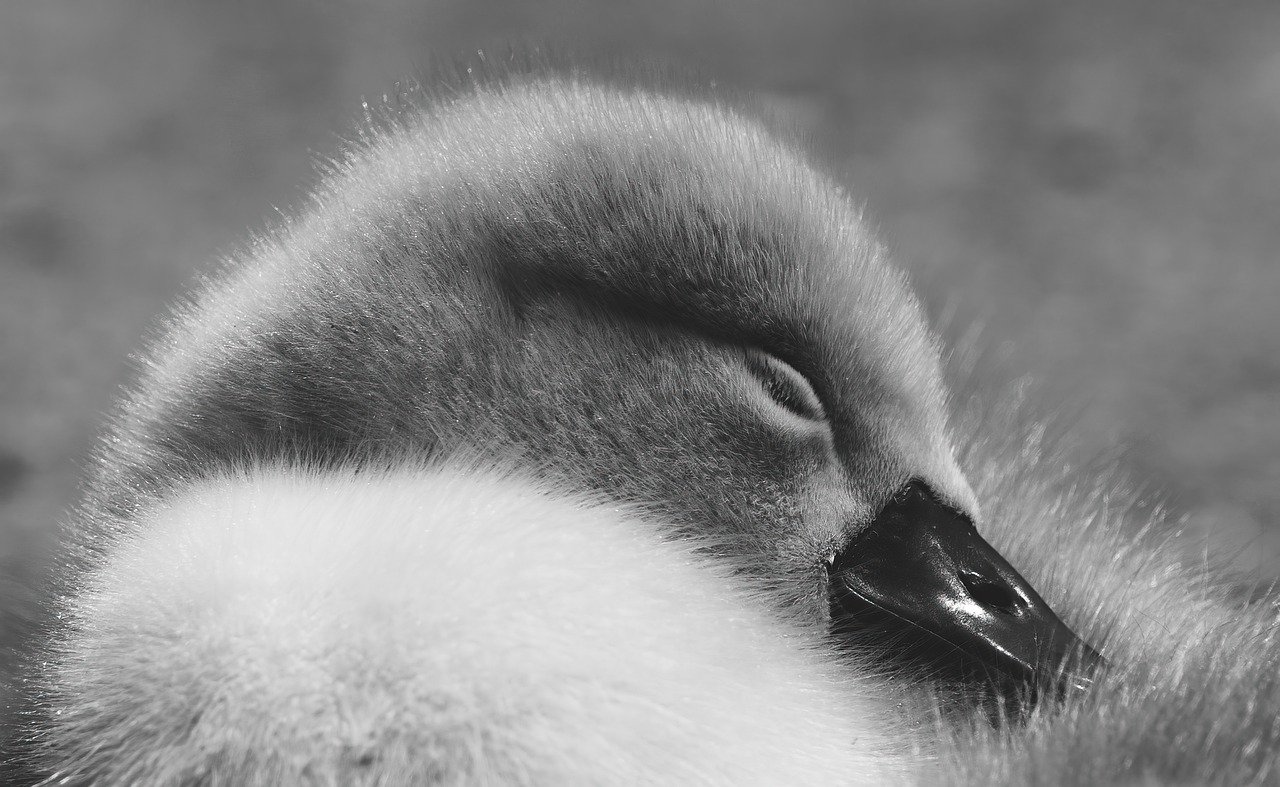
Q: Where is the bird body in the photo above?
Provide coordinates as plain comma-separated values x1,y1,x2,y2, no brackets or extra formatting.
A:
7,70,1278,785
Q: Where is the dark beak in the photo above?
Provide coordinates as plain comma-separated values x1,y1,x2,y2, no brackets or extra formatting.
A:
828,481,1105,703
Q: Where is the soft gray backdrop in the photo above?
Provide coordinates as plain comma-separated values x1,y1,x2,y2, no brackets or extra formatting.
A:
2,1,1278,629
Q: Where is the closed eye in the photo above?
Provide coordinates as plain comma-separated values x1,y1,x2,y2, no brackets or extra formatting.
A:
745,351,827,422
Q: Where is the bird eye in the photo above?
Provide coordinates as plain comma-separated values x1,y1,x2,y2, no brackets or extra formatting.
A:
745,351,827,422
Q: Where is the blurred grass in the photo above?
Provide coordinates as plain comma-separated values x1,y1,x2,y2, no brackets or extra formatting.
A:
1,0,1277,631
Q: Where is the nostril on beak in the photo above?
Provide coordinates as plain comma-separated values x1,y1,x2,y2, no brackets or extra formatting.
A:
959,571,1027,615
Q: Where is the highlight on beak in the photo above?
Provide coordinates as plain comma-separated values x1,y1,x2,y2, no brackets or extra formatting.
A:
828,480,1105,705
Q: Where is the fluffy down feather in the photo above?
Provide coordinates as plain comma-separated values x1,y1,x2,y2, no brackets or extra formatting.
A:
38,465,905,785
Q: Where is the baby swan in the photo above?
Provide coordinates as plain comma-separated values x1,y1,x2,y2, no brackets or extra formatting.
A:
11,74,1100,783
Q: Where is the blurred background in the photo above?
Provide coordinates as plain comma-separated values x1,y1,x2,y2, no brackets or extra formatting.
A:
1,0,1277,627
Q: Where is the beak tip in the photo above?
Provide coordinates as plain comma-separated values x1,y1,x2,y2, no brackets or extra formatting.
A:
1033,639,1107,703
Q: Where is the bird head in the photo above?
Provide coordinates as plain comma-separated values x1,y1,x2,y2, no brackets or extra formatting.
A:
251,76,1103,703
